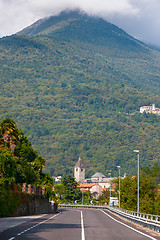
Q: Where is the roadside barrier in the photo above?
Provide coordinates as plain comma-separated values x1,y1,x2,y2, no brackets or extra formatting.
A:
59,203,160,232
21,183,45,195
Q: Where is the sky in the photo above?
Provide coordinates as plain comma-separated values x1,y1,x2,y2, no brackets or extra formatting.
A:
0,0,160,48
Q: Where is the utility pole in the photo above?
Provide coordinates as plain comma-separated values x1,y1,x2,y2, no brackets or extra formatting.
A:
108,173,111,197
117,166,121,208
133,150,140,213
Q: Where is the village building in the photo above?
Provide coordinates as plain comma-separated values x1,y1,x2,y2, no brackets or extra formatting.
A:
89,172,115,189
140,103,160,115
74,157,85,183
53,176,62,182
74,157,119,199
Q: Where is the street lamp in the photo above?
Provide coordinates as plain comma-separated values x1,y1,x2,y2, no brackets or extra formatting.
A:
108,173,111,197
117,166,121,208
82,190,84,205
133,150,140,213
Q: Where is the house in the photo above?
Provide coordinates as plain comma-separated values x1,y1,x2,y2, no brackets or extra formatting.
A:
74,157,119,198
140,104,160,115
89,172,116,189
90,184,103,199
78,183,102,199
53,176,62,182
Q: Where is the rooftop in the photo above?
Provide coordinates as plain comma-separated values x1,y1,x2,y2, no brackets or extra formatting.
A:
91,172,106,179
78,183,96,188
75,157,85,168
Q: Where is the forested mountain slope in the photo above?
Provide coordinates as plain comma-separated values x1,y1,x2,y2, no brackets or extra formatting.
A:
0,11,160,177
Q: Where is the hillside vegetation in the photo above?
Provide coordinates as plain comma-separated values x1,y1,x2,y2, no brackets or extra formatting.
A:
0,11,160,177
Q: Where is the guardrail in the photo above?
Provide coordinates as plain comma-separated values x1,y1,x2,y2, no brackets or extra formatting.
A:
59,203,160,232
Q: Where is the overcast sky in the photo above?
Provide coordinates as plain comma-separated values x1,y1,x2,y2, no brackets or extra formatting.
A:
0,0,160,48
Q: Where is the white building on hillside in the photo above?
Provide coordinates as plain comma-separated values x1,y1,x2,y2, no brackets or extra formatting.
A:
140,103,160,115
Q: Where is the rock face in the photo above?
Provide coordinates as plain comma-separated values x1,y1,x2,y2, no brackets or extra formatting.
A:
2,133,11,143
2,133,17,152
9,142,17,152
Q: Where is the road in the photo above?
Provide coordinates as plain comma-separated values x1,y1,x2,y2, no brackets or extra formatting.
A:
0,208,159,240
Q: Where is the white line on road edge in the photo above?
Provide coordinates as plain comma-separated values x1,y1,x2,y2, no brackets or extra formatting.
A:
76,209,85,240
101,210,157,240
81,211,85,240
8,213,60,240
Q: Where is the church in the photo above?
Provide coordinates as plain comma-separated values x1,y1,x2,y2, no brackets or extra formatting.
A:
74,157,116,198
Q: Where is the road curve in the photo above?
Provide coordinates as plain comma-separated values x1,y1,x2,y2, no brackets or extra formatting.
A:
0,208,159,240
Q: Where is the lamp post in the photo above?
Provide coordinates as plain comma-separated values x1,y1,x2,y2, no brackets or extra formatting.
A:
108,173,111,197
133,150,140,213
82,181,84,206
117,166,121,208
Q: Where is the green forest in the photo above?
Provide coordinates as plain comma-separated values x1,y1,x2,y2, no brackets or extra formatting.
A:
0,11,160,178
98,164,160,215
0,118,53,186
0,118,55,216
0,118,159,215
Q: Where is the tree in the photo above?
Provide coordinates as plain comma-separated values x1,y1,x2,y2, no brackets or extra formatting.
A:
62,174,81,202
15,158,38,184
0,149,17,184
14,140,37,162
98,189,110,205
114,173,159,214
82,191,92,204
32,156,45,177
0,118,50,186
54,184,65,201
0,118,19,152
38,173,54,199
142,163,160,184
0,118,17,137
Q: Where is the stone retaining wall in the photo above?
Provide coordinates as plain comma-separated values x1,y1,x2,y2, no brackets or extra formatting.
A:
12,194,53,217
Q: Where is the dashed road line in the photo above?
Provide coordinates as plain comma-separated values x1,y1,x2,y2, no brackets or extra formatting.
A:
8,213,60,240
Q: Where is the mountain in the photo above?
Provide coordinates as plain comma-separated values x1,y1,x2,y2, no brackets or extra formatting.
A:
0,11,160,177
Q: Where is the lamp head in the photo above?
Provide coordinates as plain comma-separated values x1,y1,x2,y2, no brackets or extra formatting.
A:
133,150,139,153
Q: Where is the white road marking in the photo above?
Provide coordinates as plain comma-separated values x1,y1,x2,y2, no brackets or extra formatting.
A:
81,211,85,240
76,209,85,240
7,213,60,240
101,210,157,240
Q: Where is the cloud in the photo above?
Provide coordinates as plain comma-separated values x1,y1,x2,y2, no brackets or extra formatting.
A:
107,0,160,47
0,0,160,47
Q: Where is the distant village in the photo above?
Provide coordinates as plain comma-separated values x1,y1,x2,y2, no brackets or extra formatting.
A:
74,157,120,200
53,105,160,203
140,103,160,115
53,157,125,204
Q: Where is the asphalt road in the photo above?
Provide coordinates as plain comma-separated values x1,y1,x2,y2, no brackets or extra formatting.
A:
0,208,159,240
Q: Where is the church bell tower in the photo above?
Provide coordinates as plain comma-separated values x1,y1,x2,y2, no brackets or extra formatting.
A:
74,157,85,183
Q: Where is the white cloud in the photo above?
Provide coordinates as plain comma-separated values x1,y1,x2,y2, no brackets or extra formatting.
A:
0,0,160,47
108,0,160,47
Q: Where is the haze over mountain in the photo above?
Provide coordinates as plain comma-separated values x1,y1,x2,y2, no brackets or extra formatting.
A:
1,11,160,177
1,0,160,49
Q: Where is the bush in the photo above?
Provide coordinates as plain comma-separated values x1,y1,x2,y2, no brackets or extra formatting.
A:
0,183,22,217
